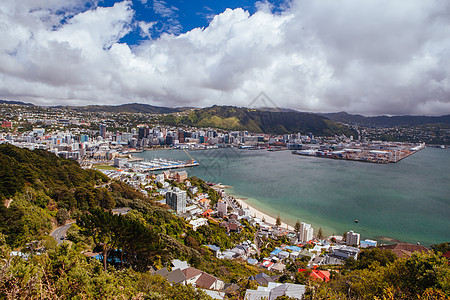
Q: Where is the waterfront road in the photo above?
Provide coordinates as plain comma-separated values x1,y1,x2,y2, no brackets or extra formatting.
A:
50,223,74,245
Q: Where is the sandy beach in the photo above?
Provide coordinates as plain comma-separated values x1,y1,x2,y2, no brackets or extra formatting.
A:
234,198,294,231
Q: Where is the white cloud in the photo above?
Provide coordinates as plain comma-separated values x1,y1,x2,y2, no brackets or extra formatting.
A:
0,0,449,115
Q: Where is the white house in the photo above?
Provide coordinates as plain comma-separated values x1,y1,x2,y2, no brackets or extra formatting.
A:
189,218,208,231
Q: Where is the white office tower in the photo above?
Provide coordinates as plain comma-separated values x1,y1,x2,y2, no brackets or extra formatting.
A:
346,230,361,246
165,188,187,214
300,222,314,242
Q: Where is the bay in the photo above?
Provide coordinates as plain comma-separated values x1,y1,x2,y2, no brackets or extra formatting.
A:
134,147,450,245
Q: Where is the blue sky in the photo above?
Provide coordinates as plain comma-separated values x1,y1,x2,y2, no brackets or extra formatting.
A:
0,0,449,115
99,0,289,42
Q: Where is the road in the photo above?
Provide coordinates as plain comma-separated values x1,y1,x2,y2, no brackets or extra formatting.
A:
224,195,239,214
50,223,73,245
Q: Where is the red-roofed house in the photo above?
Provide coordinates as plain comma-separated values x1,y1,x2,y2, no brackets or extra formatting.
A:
261,260,274,270
202,209,213,218
198,198,211,209
310,270,330,282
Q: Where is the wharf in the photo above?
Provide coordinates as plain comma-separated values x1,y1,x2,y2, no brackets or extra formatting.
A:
292,143,425,164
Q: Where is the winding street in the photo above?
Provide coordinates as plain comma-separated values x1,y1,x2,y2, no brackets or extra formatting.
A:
50,223,73,245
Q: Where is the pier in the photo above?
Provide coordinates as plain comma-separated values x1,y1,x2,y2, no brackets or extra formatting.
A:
292,142,426,164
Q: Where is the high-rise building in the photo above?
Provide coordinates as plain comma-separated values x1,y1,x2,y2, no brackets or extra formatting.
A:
299,222,314,242
138,127,149,140
165,188,187,214
346,230,360,246
178,130,185,143
166,134,174,145
217,200,227,217
99,124,107,139
80,134,89,143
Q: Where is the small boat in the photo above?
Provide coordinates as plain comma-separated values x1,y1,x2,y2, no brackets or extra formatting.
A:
354,219,359,223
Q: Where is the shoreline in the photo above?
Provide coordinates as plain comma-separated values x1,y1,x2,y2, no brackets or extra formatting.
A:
134,149,441,245
234,197,295,231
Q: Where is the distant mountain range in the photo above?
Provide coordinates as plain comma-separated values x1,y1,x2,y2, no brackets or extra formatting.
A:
321,111,450,127
65,103,190,114
0,99,34,106
1,99,449,129
159,105,357,136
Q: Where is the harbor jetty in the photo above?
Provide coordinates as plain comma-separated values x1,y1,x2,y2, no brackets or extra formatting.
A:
292,142,426,163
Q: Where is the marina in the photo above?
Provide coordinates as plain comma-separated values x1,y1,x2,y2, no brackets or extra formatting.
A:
133,158,199,171
115,156,199,172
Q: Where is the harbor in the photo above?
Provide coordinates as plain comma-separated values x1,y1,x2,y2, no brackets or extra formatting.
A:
291,142,426,163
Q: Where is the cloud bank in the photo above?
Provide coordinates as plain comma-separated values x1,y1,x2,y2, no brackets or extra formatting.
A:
0,0,449,115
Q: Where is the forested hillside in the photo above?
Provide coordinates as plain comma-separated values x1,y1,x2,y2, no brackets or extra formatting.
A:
160,105,356,136
0,144,259,298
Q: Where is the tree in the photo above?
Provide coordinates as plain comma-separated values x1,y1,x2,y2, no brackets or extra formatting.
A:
317,227,324,239
294,220,301,234
431,242,450,255
276,215,281,227
78,209,120,271
345,248,397,270
56,208,69,225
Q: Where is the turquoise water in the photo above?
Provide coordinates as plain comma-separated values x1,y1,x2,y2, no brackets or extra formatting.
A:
134,147,450,245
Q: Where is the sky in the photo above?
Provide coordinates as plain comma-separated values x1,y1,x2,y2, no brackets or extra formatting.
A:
0,0,449,116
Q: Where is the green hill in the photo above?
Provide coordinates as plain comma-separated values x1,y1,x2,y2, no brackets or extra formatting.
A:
0,144,260,298
66,103,189,114
160,105,357,136
321,111,450,127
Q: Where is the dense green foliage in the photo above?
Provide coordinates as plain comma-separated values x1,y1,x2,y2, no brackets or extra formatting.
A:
0,144,108,203
307,252,450,299
160,105,357,136
431,242,450,255
344,248,397,271
0,144,111,247
0,244,212,299
0,145,263,297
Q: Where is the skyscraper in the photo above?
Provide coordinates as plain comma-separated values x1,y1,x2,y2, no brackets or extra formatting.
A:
346,230,360,246
99,124,107,139
165,188,186,214
299,222,314,242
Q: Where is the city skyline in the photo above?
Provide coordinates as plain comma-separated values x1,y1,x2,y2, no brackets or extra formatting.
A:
1,0,449,116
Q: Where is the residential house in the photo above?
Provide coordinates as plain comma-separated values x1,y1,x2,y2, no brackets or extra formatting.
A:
207,245,221,258
182,267,203,286
271,262,286,273
331,246,359,260
198,197,211,209
360,239,378,248
249,273,275,286
278,251,290,260
174,170,188,182
261,260,274,271
196,272,225,290
167,268,186,285
309,270,330,282
172,259,189,271
189,218,208,231
245,282,306,300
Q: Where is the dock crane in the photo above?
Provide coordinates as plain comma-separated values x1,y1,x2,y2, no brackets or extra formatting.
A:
183,149,195,162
